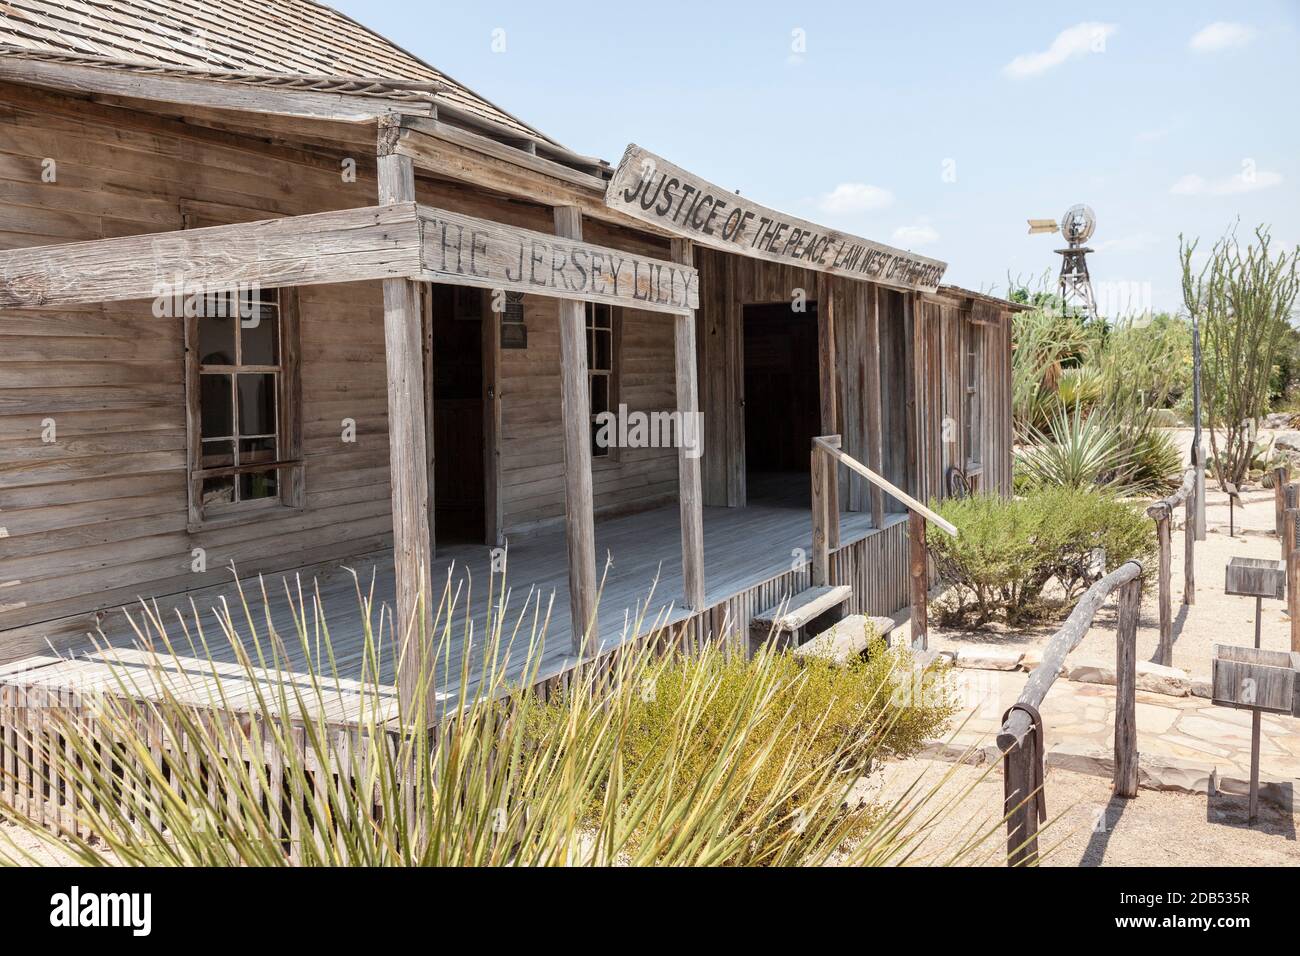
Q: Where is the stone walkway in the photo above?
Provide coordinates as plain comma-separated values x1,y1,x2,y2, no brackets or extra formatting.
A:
932,667,1300,803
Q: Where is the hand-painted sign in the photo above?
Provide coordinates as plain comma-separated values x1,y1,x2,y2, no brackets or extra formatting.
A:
604,145,947,293
418,206,698,316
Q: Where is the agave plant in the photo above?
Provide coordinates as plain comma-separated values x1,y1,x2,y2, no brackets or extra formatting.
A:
0,565,1011,867
1016,402,1134,493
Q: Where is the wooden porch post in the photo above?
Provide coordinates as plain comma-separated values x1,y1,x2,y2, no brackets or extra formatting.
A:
377,146,435,723
909,511,928,651
672,239,706,611
554,206,599,655
817,273,840,548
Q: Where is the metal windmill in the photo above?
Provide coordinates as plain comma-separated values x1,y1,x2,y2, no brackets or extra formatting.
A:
1027,204,1099,319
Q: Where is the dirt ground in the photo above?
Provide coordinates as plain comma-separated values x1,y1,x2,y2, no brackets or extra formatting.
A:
878,757,1300,867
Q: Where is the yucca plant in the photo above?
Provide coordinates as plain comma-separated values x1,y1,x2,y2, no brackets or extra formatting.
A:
0,565,1010,867
1016,402,1133,493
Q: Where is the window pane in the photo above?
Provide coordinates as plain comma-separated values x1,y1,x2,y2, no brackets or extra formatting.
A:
202,475,234,506
199,314,236,365
200,374,233,437
240,468,278,501
240,306,279,366
237,373,277,437
590,373,609,416
201,439,234,469
239,436,277,464
592,329,611,372
590,420,607,459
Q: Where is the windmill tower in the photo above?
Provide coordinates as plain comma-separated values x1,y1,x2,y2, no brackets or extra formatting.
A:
1027,204,1099,319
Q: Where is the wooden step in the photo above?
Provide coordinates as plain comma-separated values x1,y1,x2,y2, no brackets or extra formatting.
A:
793,615,896,666
752,585,852,633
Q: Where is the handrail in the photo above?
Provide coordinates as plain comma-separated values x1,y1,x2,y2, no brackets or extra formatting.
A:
1145,467,1195,518
813,436,958,537
997,559,1144,750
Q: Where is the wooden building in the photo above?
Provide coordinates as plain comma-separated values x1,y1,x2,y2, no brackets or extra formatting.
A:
0,1,1023,708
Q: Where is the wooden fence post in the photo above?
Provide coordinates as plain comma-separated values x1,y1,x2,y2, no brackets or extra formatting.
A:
1275,465,1291,536
1285,486,1299,565
1004,734,1039,866
1114,574,1143,798
811,444,830,587
1183,484,1195,607
1290,539,1300,655
1149,504,1172,666
908,510,928,651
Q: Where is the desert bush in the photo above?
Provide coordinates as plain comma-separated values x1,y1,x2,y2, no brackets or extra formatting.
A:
928,488,1155,627
526,632,956,855
0,574,972,867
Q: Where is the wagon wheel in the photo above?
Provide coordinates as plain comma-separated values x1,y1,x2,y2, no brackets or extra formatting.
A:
947,466,972,500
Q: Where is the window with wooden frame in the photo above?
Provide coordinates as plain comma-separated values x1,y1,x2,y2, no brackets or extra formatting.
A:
185,288,304,529
586,302,621,460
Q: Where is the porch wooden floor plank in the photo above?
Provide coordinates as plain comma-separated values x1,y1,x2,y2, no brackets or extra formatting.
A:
32,489,893,711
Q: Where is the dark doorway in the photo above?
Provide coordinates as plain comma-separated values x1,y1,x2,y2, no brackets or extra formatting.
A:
742,301,820,505
430,285,485,544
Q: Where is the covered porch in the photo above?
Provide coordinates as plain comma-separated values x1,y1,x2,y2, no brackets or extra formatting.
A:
46,490,903,702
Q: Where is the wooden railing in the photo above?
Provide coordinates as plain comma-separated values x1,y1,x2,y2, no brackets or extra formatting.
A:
1145,467,1196,666
997,559,1144,866
810,436,957,650
1273,467,1300,653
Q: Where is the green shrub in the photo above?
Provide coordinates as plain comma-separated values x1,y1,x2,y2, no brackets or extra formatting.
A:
526,635,957,856
928,488,1155,627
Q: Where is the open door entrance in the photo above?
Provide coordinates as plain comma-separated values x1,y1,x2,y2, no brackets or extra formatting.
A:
427,284,486,545
742,301,821,506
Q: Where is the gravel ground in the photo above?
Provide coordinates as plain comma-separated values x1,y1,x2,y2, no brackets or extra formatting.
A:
878,757,1300,867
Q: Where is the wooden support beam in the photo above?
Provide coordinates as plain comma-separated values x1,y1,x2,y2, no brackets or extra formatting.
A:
395,127,671,239
863,284,886,529
909,510,928,651
811,443,830,587
554,206,599,656
1004,734,1039,866
817,274,840,549
1290,543,1300,654
671,239,705,612
0,53,432,123
378,153,435,726
1153,507,1173,667
1184,485,1196,607
1114,575,1142,798
1275,466,1291,536
0,203,422,309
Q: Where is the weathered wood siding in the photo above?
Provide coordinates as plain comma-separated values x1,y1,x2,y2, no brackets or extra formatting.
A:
497,299,680,537
693,250,1014,513
0,84,405,657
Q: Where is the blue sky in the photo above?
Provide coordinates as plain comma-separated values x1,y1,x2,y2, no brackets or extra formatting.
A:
334,1,1299,313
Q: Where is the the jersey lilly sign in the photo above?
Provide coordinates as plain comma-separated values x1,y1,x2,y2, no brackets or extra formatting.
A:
604,145,947,294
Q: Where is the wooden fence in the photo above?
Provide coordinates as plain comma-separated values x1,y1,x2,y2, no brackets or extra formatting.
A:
1273,466,1300,653
997,560,1144,866
811,435,957,650
1146,468,1196,666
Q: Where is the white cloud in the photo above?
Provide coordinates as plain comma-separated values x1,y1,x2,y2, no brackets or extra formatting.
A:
817,182,894,214
1003,22,1117,78
891,221,940,248
1171,168,1283,196
1189,22,1255,53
